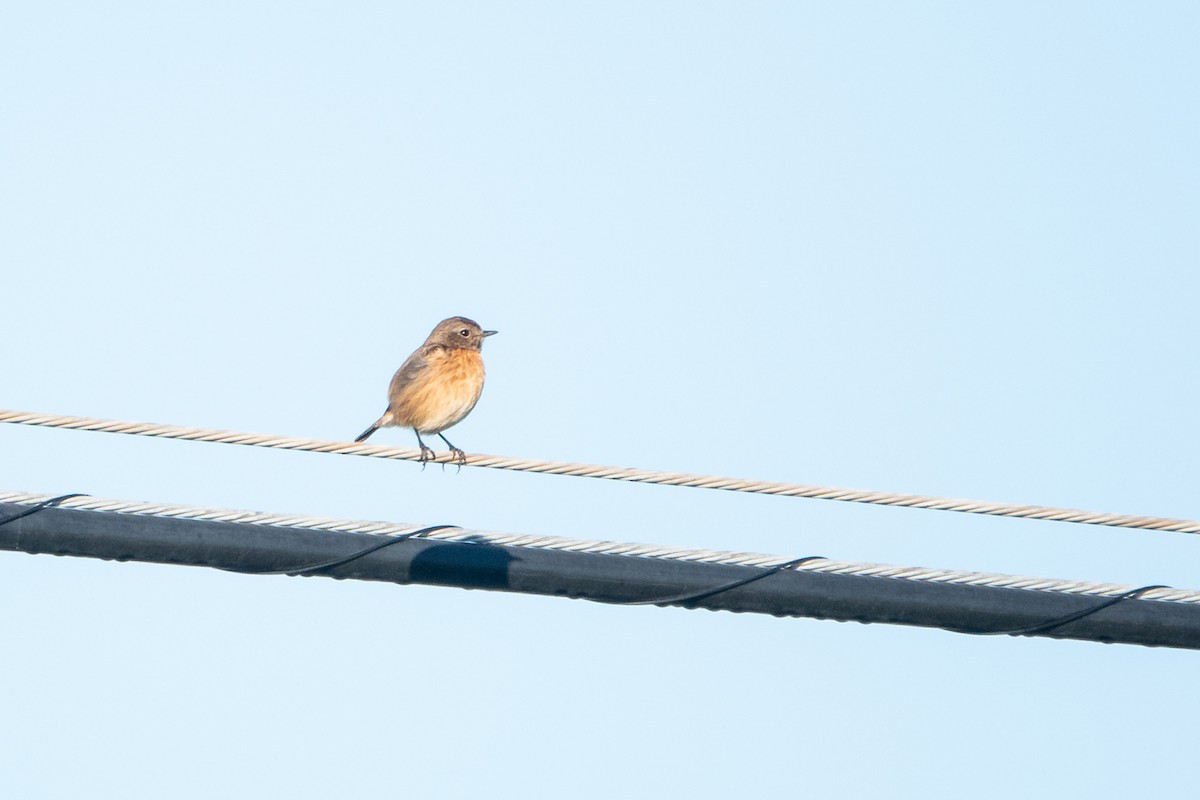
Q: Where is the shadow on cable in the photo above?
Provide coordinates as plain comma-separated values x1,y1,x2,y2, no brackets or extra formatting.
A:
407,536,517,591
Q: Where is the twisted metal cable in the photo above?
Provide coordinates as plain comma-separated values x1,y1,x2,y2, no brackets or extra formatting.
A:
2,408,1199,536
2,489,1196,604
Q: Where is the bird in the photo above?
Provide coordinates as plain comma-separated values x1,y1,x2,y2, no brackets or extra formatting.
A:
355,316,497,464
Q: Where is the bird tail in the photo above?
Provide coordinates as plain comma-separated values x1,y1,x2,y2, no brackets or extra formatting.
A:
356,409,392,442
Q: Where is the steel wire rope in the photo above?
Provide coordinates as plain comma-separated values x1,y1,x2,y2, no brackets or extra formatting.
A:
2,409,1199,536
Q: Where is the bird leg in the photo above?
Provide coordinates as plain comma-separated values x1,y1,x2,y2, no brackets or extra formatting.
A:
438,433,467,466
414,431,437,465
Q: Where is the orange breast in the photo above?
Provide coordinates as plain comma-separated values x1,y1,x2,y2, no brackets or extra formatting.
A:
391,348,486,434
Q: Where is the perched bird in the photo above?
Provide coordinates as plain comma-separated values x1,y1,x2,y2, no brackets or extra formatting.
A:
355,316,497,464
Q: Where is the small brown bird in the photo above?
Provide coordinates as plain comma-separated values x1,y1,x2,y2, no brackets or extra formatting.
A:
355,316,497,463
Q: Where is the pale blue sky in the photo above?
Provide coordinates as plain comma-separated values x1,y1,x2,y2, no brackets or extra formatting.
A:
3,3,1199,796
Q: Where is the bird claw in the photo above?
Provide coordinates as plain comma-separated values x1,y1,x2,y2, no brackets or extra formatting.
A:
418,445,436,464
449,447,467,466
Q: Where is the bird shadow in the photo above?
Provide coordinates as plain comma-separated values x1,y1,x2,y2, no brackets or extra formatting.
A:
409,536,517,590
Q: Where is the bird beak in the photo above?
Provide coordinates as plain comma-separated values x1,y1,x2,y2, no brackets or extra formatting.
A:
483,330,498,337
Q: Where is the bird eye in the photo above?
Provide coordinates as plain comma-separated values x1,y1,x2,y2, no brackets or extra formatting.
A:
459,329,470,337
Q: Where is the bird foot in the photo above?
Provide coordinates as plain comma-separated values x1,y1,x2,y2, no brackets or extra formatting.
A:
418,444,436,463
448,447,467,466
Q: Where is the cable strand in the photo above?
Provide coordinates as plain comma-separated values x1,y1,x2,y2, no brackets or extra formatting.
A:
617,555,827,607
961,584,1171,637
3,410,1197,536
226,524,461,576
0,493,90,527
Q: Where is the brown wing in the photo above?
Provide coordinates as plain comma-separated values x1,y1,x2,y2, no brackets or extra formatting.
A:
387,345,436,406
